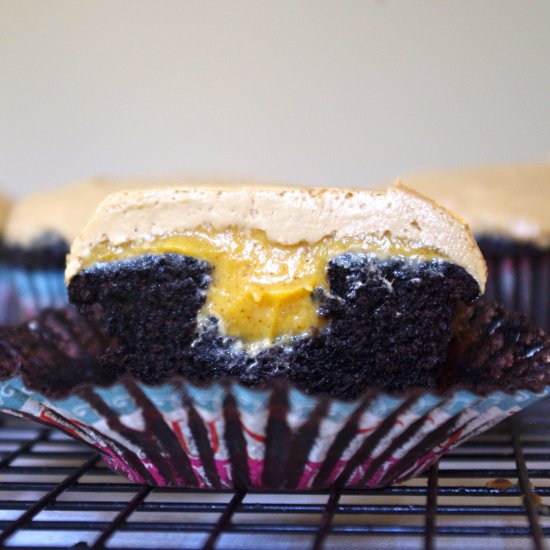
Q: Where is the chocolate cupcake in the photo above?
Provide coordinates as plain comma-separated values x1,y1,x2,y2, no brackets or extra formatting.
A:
0,178,152,323
406,164,550,331
0,182,548,490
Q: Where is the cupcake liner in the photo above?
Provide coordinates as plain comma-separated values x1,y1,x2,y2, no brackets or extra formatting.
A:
482,248,550,333
0,373,547,489
0,267,67,324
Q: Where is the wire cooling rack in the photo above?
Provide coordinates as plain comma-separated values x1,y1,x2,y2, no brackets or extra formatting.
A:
1,401,550,550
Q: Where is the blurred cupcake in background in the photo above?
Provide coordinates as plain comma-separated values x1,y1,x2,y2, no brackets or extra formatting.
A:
405,164,550,331
0,178,152,323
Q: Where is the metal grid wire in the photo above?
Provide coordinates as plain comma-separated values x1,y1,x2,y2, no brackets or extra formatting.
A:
0,400,549,550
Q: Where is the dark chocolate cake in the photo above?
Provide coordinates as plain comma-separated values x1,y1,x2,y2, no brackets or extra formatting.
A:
1,300,549,401
68,252,480,395
0,307,114,396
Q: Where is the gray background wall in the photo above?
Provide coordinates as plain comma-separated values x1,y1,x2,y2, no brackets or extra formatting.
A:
1,0,549,197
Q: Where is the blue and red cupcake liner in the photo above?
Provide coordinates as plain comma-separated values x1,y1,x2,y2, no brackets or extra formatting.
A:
0,373,547,489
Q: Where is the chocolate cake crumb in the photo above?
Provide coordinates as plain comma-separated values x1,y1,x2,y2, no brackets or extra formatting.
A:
277,254,481,395
67,252,480,396
68,254,212,382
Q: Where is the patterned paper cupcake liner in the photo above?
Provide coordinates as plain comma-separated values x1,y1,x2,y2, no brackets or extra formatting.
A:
481,247,550,333
0,374,547,489
0,266,67,325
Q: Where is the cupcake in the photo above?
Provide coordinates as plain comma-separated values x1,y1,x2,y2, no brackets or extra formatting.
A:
0,178,152,323
0,182,548,490
405,164,550,330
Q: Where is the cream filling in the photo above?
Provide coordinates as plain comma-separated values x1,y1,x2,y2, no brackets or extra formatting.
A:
83,227,449,343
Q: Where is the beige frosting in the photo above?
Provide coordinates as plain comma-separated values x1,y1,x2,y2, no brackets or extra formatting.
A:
66,182,486,291
4,178,167,247
404,164,550,247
